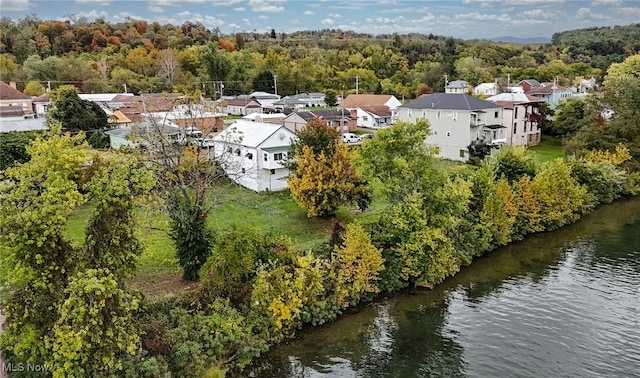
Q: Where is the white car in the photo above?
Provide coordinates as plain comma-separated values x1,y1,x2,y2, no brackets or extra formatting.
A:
341,133,361,144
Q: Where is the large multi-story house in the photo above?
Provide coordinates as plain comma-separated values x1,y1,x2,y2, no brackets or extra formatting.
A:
211,120,297,192
396,93,505,162
486,92,544,146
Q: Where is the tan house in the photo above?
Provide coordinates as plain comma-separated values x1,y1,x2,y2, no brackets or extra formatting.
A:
0,82,35,119
338,94,401,127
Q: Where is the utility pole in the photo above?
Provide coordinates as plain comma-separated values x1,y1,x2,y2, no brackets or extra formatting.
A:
355,75,359,95
444,73,448,88
273,75,278,95
122,83,127,94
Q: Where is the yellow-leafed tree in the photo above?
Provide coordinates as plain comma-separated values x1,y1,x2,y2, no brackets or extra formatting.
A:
288,142,370,218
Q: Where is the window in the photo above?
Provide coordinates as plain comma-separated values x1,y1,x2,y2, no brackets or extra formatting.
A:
241,168,246,174
514,107,518,118
459,149,465,158
437,110,441,120
270,169,275,175
446,131,451,138
227,146,233,153
494,111,499,118
362,116,368,121
245,152,253,160
422,110,427,118
274,152,284,161
408,109,413,117
264,153,268,161
513,122,517,134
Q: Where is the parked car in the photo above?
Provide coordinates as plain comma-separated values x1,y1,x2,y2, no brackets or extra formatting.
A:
341,133,361,144
360,133,374,139
195,137,215,148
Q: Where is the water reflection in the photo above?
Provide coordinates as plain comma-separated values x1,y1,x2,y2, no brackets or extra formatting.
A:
252,197,640,378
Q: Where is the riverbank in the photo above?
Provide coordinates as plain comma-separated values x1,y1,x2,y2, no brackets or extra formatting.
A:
251,195,640,377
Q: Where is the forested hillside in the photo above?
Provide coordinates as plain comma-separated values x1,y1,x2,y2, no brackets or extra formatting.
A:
551,24,640,70
0,16,638,98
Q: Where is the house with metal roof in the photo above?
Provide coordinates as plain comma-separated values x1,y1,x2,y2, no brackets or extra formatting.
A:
211,120,297,192
396,93,505,161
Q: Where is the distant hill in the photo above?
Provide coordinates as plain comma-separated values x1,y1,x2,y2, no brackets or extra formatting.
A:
551,24,640,69
490,36,550,44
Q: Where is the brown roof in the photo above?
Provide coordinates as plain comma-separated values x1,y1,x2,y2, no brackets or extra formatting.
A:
360,105,391,117
0,82,30,100
33,93,50,102
173,117,223,134
340,94,392,109
108,110,132,124
527,85,569,95
226,98,261,106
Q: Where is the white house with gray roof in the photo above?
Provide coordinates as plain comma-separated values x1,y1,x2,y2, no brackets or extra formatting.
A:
211,120,297,192
396,93,505,162
445,80,470,94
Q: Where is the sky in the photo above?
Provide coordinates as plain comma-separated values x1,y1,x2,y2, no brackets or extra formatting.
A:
1,0,639,40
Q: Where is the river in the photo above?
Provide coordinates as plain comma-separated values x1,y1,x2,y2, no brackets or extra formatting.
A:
250,196,640,378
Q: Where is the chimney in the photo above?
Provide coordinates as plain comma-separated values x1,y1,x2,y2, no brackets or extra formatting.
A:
9,82,17,89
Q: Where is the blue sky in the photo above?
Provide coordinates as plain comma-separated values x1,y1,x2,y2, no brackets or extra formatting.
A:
1,0,639,40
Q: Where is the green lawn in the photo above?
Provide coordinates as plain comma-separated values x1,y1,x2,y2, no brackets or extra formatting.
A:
63,184,359,298
529,135,565,163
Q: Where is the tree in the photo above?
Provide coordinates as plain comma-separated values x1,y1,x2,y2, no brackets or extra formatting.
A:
48,85,108,133
549,97,588,137
289,142,370,218
23,80,45,96
0,130,151,373
252,70,274,93
0,131,38,170
200,41,231,83
324,89,338,107
157,48,182,85
467,139,492,165
270,29,277,39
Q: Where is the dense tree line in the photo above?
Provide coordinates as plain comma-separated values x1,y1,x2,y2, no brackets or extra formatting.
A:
1,17,638,98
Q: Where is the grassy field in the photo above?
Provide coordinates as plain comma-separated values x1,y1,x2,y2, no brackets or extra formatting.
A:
64,183,364,298
529,135,565,163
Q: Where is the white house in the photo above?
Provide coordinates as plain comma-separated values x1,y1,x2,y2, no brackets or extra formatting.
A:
224,98,263,116
486,92,544,146
473,82,498,96
211,120,297,192
242,112,287,125
396,93,505,162
520,79,572,109
353,105,393,129
339,94,401,126
445,80,470,94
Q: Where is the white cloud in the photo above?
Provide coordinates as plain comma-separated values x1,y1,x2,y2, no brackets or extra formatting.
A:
233,7,246,11
176,11,191,17
616,7,640,15
147,0,206,13
521,8,562,19
455,12,511,22
228,23,240,29
505,0,564,5
114,11,144,20
211,0,243,4
0,0,30,11
242,18,252,25
303,10,315,15
321,18,334,25
591,0,622,6
73,9,109,19
257,15,268,20
328,13,342,18
148,5,164,13
76,0,110,5
576,7,609,20
248,0,285,13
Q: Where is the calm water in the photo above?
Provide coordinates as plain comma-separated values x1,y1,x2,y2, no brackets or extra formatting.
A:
251,197,640,378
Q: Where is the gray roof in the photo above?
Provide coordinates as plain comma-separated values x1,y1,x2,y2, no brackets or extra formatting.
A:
400,93,501,111
0,118,49,133
446,80,469,89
